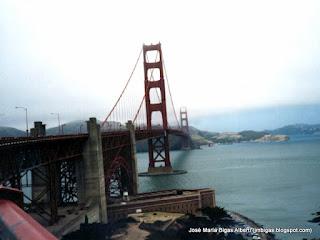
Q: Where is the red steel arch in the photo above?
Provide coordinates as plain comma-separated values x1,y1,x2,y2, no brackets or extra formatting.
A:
105,156,132,199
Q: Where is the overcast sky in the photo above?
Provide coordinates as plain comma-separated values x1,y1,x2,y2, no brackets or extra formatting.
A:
1,0,320,130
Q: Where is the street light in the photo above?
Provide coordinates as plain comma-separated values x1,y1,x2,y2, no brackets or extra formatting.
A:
61,124,66,135
79,123,83,134
15,106,29,137
50,112,61,135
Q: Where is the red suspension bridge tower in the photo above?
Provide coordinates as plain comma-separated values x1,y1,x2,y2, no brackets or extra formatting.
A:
180,107,192,149
180,107,189,134
143,43,173,173
102,42,189,176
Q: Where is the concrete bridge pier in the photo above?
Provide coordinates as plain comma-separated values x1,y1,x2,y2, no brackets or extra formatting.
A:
76,118,107,223
126,120,139,195
31,121,49,204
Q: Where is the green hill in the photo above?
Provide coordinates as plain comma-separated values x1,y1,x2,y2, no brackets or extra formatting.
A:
47,120,88,135
270,123,320,135
0,127,26,137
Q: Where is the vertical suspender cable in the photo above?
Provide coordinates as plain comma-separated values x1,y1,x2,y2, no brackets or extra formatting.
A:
163,56,180,128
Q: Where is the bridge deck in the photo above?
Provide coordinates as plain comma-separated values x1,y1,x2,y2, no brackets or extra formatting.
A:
0,128,187,148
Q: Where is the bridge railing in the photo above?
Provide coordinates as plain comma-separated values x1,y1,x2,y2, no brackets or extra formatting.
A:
0,187,57,240
0,134,89,147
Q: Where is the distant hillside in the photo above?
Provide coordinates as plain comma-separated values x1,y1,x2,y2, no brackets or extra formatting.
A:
47,120,88,135
188,128,288,145
270,124,320,135
0,127,25,137
207,131,289,144
191,123,320,144
189,126,218,145
46,120,125,135
192,104,320,132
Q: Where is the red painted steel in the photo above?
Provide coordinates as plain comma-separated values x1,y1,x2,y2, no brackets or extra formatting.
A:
180,107,189,134
180,107,191,148
0,187,57,240
143,44,169,130
105,156,131,197
0,129,187,148
0,186,23,208
143,43,171,169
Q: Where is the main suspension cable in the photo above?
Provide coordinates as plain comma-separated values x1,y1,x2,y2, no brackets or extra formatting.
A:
133,50,160,124
101,48,143,128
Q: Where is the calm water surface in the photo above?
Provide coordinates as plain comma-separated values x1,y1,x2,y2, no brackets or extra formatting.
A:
137,135,320,240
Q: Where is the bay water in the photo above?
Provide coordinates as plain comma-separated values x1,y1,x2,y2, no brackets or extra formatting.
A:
137,135,320,240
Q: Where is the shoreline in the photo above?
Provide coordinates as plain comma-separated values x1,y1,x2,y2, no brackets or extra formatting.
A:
228,210,275,240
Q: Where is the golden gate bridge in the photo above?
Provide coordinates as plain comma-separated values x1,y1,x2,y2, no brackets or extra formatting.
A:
0,43,195,236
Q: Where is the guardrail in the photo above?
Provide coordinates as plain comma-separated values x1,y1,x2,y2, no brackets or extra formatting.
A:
0,187,57,240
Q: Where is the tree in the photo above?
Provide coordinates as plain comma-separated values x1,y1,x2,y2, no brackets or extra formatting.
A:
201,206,228,224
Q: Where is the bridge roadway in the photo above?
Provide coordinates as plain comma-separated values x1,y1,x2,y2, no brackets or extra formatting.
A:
0,128,186,148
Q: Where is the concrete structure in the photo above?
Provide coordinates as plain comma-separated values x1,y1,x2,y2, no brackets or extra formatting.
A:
77,118,107,223
30,121,46,137
107,188,215,221
126,120,139,195
147,166,174,174
30,121,49,205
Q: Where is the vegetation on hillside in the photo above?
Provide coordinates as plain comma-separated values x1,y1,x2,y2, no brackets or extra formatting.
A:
238,130,267,141
0,126,25,137
270,123,320,135
201,206,229,224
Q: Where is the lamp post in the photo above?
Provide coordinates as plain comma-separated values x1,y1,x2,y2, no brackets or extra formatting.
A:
61,124,66,135
51,112,61,135
15,106,29,137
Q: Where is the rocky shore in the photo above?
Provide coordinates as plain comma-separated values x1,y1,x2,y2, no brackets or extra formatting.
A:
228,211,275,240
